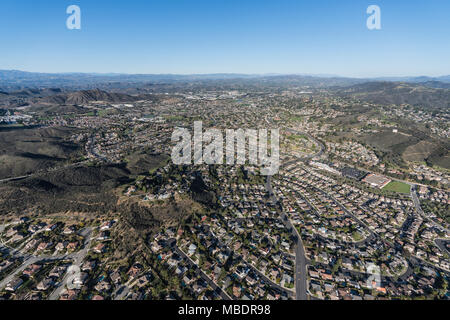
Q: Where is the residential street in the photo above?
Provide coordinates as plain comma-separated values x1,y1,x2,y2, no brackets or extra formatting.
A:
168,239,232,300
262,127,325,300
48,227,93,300
410,185,450,234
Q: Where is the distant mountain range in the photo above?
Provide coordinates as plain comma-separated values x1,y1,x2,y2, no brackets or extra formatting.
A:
374,75,450,83
0,70,265,90
1,70,449,91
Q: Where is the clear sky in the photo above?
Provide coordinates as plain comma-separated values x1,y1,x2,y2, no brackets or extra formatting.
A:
1,0,449,77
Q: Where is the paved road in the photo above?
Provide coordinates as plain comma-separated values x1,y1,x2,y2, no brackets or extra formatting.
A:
0,256,36,290
410,185,450,234
86,135,108,162
0,224,6,236
204,226,294,298
292,229,308,301
0,175,30,184
265,176,307,300
281,131,325,169
435,239,450,256
168,239,232,300
48,228,93,300
301,179,398,249
0,254,70,290
0,227,94,299
262,126,325,301
113,284,131,300
282,175,378,239
248,261,294,297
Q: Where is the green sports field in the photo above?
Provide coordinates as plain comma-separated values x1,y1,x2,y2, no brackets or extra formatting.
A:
382,181,411,194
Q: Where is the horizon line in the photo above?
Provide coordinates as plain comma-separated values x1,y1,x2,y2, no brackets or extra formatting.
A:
1,69,449,80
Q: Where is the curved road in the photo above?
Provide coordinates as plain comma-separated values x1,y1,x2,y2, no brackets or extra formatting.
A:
264,126,325,300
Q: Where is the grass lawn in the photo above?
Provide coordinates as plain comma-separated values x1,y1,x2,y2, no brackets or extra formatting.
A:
382,181,411,194
352,231,363,242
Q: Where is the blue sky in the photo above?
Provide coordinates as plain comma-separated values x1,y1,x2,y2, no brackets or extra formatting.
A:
1,0,449,77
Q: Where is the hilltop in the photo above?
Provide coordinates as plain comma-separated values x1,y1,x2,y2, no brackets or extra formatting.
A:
337,81,450,110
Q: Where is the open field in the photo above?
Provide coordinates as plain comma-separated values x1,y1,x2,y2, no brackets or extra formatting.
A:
403,140,437,162
382,181,411,194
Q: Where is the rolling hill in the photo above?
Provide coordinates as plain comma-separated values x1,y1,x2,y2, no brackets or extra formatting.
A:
338,82,450,109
